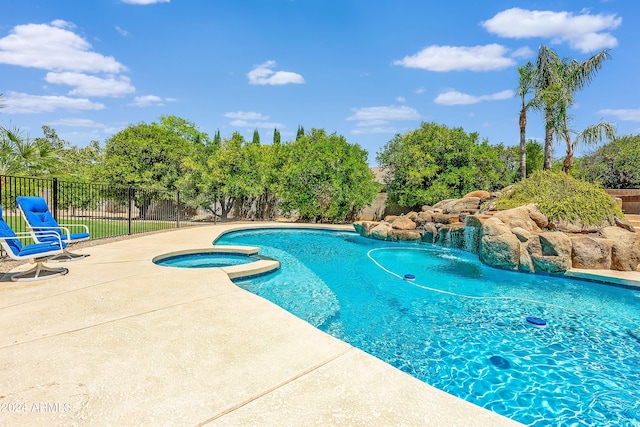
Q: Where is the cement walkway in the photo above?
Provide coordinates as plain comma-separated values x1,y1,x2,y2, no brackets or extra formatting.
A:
3,222,593,426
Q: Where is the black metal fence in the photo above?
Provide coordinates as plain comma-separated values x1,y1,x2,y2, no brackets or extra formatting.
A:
0,175,189,244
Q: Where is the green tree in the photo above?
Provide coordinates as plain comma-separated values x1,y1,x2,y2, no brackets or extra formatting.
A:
296,125,305,141
99,118,194,190
558,119,615,172
533,45,611,169
251,129,261,145
525,140,544,176
213,129,221,146
575,135,640,188
0,125,62,176
280,128,378,222
273,128,281,145
377,122,515,207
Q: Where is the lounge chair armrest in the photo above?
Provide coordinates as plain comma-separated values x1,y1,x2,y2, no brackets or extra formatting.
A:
0,231,65,248
58,223,90,234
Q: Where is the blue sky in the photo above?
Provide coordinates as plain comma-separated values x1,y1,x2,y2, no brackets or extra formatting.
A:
1,0,639,165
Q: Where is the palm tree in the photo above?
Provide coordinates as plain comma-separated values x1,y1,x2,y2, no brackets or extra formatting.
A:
533,45,611,169
0,125,62,176
516,62,536,179
557,114,616,172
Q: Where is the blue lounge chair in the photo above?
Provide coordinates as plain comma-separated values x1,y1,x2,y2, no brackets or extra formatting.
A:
16,196,90,261
0,205,68,281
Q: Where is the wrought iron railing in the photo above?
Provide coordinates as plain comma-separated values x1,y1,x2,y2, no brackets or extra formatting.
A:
0,175,189,247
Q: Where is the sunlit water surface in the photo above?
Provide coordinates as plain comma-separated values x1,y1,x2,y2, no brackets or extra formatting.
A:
216,228,640,426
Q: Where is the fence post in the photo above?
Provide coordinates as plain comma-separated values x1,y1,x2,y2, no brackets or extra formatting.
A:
52,177,59,221
127,185,133,235
176,191,181,229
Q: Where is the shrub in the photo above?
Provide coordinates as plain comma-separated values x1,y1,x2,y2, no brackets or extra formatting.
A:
495,170,623,225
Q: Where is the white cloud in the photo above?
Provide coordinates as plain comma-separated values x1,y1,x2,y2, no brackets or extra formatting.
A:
394,44,515,72
414,87,426,94
45,72,135,97
347,105,420,123
434,89,514,106
224,111,284,129
396,96,407,103
482,8,621,52
115,26,128,36
121,0,169,4
224,111,269,121
247,60,305,85
229,120,285,129
597,108,640,122
347,105,420,134
0,21,126,73
48,118,107,128
511,46,534,58
3,91,105,114
130,95,175,107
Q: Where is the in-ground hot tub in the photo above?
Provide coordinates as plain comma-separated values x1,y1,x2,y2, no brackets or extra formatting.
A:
153,246,279,279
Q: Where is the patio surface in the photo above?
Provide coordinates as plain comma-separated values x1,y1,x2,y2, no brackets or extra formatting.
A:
3,222,635,426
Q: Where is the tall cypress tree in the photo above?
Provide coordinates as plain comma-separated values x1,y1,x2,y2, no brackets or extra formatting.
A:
213,129,221,146
252,128,260,145
273,128,281,145
296,125,305,140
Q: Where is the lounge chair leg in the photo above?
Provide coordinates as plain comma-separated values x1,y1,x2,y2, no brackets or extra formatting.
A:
11,262,68,282
48,251,89,262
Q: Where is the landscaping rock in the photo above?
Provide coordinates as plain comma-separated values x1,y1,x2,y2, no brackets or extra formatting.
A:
528,232,572,273
479,217,520,270
370,222,392,240
571,236,612,269
464,214,489,254
414,211,433,227
493,206,541,233
389,229,422,242
406,211,418,221
615,216,636,233
598,226,640,271
437,223,466,249
422,222,438,244
441,197,482,214
391,216,416,230
433,213,459,224
511,227,532,242
464,190,491,199
523,204,549,229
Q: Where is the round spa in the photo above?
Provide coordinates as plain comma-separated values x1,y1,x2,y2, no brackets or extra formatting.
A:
152,246,280,279
155,252,258,268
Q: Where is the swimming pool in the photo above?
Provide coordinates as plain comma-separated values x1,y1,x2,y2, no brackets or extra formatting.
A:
215,228,640,426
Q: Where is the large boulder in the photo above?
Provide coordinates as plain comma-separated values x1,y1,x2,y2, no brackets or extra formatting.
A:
414,211,434,227
389,229,422,241
479,217,520,270
615,216,636,233
422,222,438,244
370,222,392,240
436,223,466,249
432,213,459,224
464,190,491,199
353,221,379,237
571,236,612,270
441,197,482,214
493,206,541,233
522,204,549,229
391,216,416,230
528,232,572,273
598,226,640,271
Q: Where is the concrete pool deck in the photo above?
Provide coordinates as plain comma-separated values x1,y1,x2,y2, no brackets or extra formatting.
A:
1,223,636,426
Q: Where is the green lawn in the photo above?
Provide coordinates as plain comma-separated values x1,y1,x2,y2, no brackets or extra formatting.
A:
3,214,178,241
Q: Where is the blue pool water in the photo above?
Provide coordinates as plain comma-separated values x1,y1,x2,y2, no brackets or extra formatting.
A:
216,228,640,426
155,252,256,268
